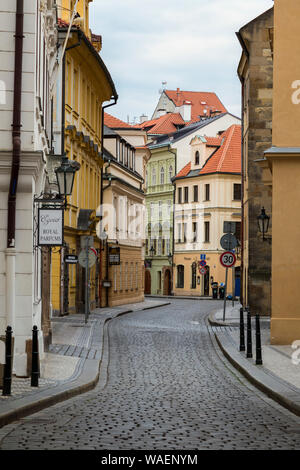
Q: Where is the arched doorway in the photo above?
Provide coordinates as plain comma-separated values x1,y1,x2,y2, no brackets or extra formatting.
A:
145,269,151,295
163,269,171,295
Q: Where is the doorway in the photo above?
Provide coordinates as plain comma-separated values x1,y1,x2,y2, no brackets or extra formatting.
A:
163,269,171,295
204,265,210,296
145,269,151,294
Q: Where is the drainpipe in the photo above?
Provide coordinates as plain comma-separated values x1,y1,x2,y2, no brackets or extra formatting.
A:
7,0,24,249
100,98,118,307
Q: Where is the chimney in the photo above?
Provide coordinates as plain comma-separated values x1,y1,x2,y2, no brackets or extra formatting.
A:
140,114,148,123
179,100,192,122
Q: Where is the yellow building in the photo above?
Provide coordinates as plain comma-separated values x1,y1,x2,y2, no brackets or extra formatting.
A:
172,125,242,298
263,0,300,343
51,0,117,315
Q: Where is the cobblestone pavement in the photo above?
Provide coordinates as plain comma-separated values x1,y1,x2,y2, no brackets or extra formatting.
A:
1,300,300,450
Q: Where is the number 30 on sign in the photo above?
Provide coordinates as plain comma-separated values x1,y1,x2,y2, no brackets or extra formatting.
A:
220,251,236,268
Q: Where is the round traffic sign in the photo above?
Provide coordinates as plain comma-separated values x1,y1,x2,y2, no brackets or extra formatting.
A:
78,248,97,268
220,233,238,251
220,251,236,268
199,260,206,267
199,267,207,275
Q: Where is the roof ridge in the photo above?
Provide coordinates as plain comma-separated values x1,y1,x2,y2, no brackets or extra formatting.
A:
216,125,235,172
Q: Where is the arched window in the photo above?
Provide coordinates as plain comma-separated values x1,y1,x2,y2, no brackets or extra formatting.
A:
160,167,165,184
152,167,156,185
169,165,173,182
177,265,184,288
195,151,200,165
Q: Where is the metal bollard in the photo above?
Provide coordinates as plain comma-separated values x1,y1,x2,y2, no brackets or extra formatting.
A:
246,310,253,358
255,314,263,365
31,325,39,387
2,326,12,396
239,307,245,352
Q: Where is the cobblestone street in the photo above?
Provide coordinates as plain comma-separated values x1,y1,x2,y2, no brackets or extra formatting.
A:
1,300,300,450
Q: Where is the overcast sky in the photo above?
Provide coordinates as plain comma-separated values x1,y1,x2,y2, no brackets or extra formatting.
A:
89,0,273,124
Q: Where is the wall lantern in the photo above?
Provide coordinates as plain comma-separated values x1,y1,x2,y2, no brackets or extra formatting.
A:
168,252,173,265
55,154,80,204
150,246,155,258
257,207,270,240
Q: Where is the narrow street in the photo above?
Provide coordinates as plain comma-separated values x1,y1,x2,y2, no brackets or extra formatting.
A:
1,300,300,450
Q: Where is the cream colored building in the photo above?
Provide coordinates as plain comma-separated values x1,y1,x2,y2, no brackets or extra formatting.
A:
100,125,145,307
172,125,242,298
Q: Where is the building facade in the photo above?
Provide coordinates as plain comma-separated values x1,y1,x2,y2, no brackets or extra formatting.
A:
100,126,145,307
263,0,300,343
172,125,242,298
237,7,273,315
0,0,58,376
50,0,117,316
144,143,176,295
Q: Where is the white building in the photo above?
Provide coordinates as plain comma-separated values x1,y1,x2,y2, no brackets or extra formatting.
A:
0,0,58,376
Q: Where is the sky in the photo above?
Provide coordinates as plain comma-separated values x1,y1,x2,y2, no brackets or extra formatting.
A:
89,0,273,124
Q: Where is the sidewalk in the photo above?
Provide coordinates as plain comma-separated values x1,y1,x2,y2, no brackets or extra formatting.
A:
0,299,170,428
208,303,300,417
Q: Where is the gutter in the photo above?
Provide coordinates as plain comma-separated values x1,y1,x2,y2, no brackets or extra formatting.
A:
7,0,24,248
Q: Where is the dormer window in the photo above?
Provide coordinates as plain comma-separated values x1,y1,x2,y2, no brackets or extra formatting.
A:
195,151,200,165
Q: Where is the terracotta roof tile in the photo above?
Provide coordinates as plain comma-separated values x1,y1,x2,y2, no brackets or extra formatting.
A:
104,112,134,129
174,125,241,179
134,112,185,134
165,89,227,122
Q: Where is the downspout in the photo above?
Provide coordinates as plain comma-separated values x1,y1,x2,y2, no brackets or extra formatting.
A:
7,0,24,249
100,97,118,307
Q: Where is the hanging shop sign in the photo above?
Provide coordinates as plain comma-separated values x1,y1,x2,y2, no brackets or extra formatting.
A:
109,246,120,265
38,208,64,246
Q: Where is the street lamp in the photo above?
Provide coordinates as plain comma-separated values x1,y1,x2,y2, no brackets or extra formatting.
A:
257,207,270,241
168,252,173,265
55,154,80,206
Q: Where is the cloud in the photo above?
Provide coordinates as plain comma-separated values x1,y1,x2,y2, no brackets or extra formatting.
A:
89,0,273,122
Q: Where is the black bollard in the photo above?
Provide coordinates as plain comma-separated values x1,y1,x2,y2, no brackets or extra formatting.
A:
255,314,263,365
246,310,253,358
2,326,12,396
239,308,245,352
31,325,39,387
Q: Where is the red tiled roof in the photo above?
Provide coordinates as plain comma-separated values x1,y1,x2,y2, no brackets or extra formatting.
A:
176,162,191,178
134,112,185,134
175,125,241,178
104,112,134,129
165,89,227,122
201,125,241,175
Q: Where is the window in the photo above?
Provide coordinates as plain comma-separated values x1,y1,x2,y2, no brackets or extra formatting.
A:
184,187,189,203
177,265,184,288
160,167,165,185
204,221,210,242
205,184,210,201
177,223,182,243
193,222,198,243
183,222,187,243
150,202,155,219
236,221,241,243
167,200,171,217
159,201,162,218
193,185,198,202
158,239,162,255
169,166,173,182
152,167,156,185
234,183,241,200
178,187,182,204
195,151,200,165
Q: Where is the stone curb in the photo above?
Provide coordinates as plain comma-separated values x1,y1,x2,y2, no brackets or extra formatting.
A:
213,328,300,418
0,301,170,428
207,310,240,327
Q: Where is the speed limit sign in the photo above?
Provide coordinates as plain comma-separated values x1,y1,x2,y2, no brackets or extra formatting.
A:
220,251,236,268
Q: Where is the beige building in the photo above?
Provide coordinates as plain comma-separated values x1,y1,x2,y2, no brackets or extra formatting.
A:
172,125,242,298
237,7,273,315
100,125,145,307
263,0,300,344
